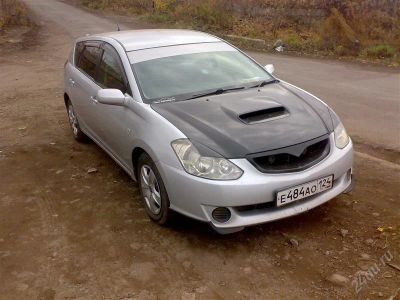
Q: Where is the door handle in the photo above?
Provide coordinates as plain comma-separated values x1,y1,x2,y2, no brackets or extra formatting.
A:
90,96,98,103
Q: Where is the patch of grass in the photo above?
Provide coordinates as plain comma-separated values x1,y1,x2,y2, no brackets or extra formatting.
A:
361,45,397,59
283,31,303,51
146,12,169,24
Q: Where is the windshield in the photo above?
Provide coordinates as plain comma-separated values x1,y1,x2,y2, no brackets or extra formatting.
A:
131,50,273,103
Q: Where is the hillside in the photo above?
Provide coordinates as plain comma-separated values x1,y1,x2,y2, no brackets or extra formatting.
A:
78,0,400,65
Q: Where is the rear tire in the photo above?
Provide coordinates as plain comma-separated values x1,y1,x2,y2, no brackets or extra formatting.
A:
66,100,88,143
137,153,170,225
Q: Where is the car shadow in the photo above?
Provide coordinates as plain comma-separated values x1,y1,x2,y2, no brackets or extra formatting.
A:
164,200,336,243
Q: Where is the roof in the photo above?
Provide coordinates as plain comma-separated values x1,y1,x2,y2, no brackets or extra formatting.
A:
98,29,221,52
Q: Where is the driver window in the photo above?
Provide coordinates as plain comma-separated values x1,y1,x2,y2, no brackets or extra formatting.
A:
97,44,128,94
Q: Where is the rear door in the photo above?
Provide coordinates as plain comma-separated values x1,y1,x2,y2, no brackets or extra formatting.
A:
69,41,103,138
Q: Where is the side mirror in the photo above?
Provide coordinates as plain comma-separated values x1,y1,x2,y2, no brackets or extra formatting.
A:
96,89,126,106
265,64,275,74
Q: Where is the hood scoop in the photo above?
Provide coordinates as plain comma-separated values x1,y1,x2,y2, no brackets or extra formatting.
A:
239,106,289,124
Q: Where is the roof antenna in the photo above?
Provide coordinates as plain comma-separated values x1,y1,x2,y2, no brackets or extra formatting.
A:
117,24,121,31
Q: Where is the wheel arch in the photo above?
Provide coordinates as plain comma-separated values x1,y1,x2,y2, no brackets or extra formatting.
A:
131,142,169,183
131,147,146,180
64,93,70,108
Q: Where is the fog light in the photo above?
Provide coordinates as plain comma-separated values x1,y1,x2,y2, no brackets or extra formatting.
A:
212,207,231,223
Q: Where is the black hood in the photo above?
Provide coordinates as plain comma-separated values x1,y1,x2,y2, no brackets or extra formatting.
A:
151,82,333,158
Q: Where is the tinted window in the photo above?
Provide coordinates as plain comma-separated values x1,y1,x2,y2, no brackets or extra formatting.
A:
77,45,102,79
74,42,84,65
97,44,127,93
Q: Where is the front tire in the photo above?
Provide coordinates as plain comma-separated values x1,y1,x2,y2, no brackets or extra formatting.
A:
137,153,170,225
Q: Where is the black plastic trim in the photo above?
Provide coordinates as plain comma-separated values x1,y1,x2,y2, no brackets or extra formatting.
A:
246,134,331,173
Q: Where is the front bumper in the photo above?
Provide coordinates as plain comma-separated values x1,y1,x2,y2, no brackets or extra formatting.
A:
157,134,353,233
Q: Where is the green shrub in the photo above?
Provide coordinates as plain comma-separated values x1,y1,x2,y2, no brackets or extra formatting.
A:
361,45,396,58
285,33,303,50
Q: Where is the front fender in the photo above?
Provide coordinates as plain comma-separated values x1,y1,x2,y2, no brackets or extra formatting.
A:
126,101,187,180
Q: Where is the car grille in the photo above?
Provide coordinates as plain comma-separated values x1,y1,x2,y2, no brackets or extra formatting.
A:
247,135,330,173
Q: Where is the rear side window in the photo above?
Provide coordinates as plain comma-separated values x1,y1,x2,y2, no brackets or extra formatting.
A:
74,42,84,65
77,44,102,79
97,44,128,94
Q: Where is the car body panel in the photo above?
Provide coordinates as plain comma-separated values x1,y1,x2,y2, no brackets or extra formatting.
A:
281,81,334,132
66,60,102,139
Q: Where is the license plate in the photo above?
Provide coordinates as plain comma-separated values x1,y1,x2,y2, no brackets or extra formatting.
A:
276,175,333,207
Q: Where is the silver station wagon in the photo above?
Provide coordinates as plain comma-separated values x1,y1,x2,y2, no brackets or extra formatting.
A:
64,29,353,234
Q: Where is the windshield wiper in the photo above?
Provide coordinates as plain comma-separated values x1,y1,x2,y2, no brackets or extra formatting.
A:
188,86,245,100
250,79,280,89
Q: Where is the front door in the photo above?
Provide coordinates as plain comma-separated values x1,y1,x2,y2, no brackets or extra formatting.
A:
94,42,134,167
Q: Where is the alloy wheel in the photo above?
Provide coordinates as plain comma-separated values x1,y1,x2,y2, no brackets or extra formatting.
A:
140,164,162,215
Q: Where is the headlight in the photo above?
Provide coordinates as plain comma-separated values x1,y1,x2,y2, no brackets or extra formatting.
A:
334,122,350,149
171,139,243,180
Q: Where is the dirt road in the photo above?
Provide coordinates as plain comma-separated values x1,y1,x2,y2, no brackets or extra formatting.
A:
0,0,399,299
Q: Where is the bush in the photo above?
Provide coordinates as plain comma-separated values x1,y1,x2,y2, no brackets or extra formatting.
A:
153,0,176,13
320,8,359,54
0,0,30,30
285,32,303,50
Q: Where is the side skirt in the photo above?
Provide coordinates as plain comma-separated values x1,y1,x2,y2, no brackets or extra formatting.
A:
81,128,136,181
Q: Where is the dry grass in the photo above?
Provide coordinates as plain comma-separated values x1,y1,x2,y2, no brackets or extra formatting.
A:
78,0,400,65
0,0,30,31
